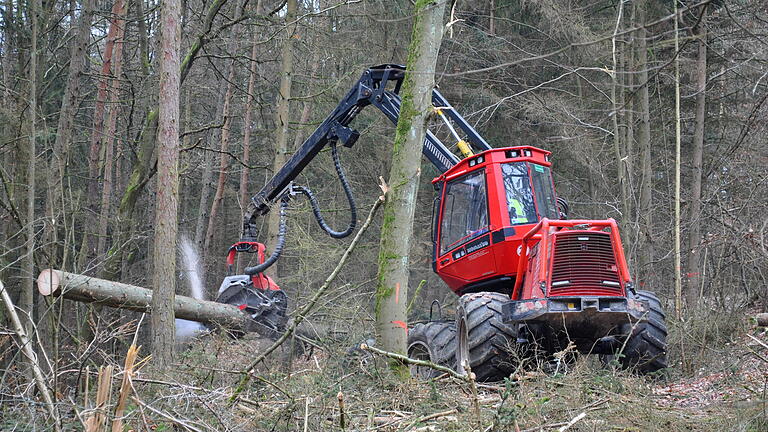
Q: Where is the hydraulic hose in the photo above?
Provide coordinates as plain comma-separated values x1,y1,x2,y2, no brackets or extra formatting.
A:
294,143,357,239
243,198,288,275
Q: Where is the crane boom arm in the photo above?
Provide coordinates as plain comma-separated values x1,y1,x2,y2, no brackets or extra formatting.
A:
243,64,491,235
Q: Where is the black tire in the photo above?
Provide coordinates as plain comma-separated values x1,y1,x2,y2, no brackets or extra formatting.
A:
407,321,456,379
456,292,518,382
609,290,668,373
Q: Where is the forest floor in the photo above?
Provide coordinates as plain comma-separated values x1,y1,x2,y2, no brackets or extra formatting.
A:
2,308,766,431
117,308,767,432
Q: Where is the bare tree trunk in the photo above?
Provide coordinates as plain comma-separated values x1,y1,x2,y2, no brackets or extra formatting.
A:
489,0,495,35
81,0,125,268
101,0,230,281
686,12,708,308
636,1,653,283
375,0,447,366
47,0,94,267
204,62,237,259
152,0,182,369
673,1,683,319
21,0,39,335
611,0,630,233
624,6,636,266
135,0,150,77
237,12,262,271
97,3,127,261
265,0,298,277
194,78,227,258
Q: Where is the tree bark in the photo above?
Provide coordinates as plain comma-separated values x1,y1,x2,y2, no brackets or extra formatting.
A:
97,2,127,261
265,0,298,277
636,0,653,285
194,77,227,269
47,0,94,266
611,0,630,234
37,270,250,330
101,0,231,281
204,62,237,260
135,0,150,77
673,1,683,319
152,0,182,369
237,9,262,270
489,0,495,35
375,0,447,366
21,0,39,336
686,12,708,307
83,0,125,266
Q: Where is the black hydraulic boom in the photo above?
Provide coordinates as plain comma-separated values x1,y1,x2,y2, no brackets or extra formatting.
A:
242,64,492,238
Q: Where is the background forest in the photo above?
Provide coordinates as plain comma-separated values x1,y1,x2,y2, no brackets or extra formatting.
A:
1,0,767,430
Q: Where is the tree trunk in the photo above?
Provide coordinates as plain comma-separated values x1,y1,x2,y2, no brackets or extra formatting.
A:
237,11,262,270
204,62,237,260
611,0,630,234
194,77,227,266
21,0,39,336
673,1,683,319
375,0,447,366
135,0,150,77
686,12,708,308
82,0,125,267
489,0,495,35
101,0,230,282
265,0,297,277
97,2,127,261
47,0,94,267
636,1,653,284
152,0,182,369
37,270,251,330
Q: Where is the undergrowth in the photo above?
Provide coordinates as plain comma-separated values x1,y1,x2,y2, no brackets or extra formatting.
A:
1,309,766,431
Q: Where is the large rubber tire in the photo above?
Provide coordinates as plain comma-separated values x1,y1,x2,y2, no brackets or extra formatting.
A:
456,292,518,382
612,290,668,373
407,321,456,379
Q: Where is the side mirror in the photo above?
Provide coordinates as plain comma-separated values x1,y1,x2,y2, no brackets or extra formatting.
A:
557,197,569,219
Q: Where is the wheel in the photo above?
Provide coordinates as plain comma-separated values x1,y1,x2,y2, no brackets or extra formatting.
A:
605,290,668,373
456,292,518,382
407,321,456,379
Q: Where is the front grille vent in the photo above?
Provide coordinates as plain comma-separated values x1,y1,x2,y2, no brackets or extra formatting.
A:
549,231,622,296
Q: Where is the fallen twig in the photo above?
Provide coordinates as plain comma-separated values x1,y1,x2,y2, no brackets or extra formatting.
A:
558,412,586,431
360,343,468,381
403,408,458,430
131,396,203,432
0,279,60,431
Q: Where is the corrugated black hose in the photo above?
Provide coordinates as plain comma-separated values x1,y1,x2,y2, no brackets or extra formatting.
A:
243,143,357,274
293,143,357,239
243,197,288,276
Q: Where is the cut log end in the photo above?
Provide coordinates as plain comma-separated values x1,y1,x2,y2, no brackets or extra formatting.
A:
757,313,768,327
37,269,61,296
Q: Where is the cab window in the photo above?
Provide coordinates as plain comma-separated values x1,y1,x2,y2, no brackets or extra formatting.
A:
440,171,488,254
530,164,559,219
501,163,537,225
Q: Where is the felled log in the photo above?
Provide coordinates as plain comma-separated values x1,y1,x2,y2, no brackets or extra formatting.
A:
757,313,768,327
37,269,249,331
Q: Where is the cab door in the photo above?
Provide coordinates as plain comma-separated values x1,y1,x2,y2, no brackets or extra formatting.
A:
435,169,496,292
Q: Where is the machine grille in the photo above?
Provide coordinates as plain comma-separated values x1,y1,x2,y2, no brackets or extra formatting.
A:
549,231,623,296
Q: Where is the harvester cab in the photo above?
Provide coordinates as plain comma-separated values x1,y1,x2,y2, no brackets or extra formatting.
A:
431,146,559,294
